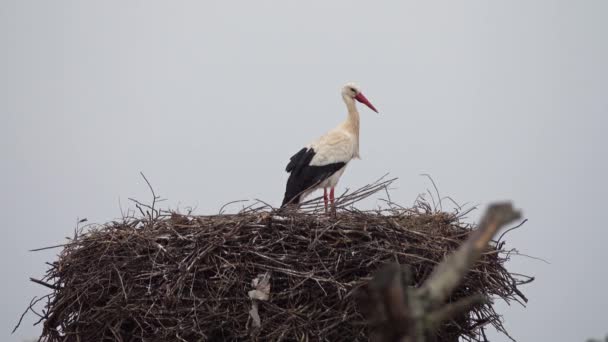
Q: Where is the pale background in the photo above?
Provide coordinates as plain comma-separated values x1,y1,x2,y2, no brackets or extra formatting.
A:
1,1,607,341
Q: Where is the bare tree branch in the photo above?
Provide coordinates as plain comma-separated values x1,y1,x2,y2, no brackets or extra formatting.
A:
361,202,523,342
420,202,521,309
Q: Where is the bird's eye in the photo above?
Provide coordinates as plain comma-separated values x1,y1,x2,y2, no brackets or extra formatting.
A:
350,88,357,93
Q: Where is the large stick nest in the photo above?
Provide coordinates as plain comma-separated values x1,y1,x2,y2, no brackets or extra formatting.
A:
27,179,531,341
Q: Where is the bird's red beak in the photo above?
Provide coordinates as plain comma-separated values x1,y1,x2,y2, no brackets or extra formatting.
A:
354,92,379,113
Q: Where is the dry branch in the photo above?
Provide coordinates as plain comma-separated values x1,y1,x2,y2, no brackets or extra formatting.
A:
359,203,522,342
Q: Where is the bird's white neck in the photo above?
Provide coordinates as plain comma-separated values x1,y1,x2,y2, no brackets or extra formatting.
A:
341,95,360,157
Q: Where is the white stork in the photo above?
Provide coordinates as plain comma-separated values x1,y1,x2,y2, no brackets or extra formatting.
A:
281,82,379,213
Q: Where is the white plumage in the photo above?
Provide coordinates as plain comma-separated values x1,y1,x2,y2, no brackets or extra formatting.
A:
308,129,357,166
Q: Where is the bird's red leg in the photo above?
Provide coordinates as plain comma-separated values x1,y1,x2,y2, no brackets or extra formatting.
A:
323,188,329,213
330,187,336,215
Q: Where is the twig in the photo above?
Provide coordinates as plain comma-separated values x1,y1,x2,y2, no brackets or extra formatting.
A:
420,173,442,212
496,219,528,244
30,244,69,252
12,296,47,334
29,277,59,290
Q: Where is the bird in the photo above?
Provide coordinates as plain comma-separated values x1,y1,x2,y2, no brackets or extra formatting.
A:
281,82,379,214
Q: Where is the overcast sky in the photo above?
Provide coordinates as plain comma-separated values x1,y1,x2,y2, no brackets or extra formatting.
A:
1,1,607,341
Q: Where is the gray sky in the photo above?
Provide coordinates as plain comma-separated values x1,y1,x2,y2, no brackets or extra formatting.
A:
1,1,607,341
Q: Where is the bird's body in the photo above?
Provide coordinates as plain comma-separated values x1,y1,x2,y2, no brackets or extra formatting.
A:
281,83,378,212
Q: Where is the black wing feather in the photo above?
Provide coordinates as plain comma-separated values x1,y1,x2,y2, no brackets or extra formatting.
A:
285,147,309,172
281,147,345,207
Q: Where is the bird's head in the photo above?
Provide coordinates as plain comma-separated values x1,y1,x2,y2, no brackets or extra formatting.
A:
341,82,379,113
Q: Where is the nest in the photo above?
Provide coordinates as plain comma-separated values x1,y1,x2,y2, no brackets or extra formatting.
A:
25,180,530,341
